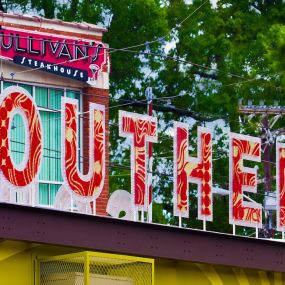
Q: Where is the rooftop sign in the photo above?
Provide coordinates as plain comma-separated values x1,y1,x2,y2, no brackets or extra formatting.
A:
0,27,107,85
1,86,285,237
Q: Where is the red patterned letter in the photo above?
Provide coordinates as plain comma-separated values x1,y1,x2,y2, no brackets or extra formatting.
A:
229,133,261,228
174,123,212,221
119,111,157,212
277,142,285,231
0,86,42,187
62,98,105,202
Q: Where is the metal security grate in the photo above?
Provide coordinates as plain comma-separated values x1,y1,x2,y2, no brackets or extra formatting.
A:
38,252,154,285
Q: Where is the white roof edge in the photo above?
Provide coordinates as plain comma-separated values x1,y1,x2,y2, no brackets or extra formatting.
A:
0,12,107,37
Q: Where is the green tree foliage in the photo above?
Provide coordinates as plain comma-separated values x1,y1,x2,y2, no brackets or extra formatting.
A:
5,0,285,235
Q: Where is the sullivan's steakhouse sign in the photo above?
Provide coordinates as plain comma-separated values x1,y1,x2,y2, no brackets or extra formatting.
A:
0,27,107,84
2,86,285,236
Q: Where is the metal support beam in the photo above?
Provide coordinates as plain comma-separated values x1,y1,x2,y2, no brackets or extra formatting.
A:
0,203,285,272
239,105,285,115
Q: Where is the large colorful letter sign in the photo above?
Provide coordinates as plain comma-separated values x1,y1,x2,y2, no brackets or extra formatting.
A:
277,142,285,232
229,133,262,228
119,111,157,211
0,86,42,188
173,123,212,221
61,98,105,202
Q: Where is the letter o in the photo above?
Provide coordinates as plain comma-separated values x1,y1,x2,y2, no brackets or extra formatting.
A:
0,86,42,187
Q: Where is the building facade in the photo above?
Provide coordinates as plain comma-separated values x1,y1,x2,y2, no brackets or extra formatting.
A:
0,12,109,215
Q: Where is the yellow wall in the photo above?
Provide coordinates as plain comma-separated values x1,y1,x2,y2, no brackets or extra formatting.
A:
0,242,32,285
0,240,284,285
155,259,285,285
0,241,78,285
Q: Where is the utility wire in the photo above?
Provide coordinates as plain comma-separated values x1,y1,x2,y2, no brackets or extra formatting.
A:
2,0,255,86
10,89,224,129
177,0,209,27
1,0,276,95
0,0,209,52
9,44,246,81
108,48,245,80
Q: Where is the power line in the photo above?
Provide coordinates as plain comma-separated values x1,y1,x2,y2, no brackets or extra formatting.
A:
6,0,208,78
1,0,276,94
9,44,247,81
108,47,246,80
3,8,258,87
3,0,209,52
177,0,209,27
8,99,266,150
10,90,219,129
9,137,278,168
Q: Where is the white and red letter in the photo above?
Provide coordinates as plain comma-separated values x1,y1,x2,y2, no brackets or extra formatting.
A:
229,133,261,228
0,86,42,188
119,111,157,213
277,142,285,232
62,98,105,202
173,123,212,221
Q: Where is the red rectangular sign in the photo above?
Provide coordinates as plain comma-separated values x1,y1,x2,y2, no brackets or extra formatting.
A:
0,27,107,84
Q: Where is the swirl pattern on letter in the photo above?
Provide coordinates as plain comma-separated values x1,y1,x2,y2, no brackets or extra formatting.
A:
62,98,105,201
174,123,212,221
0,87,42,187
229,133,261,228
277,143,285,231
119,111,157,210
